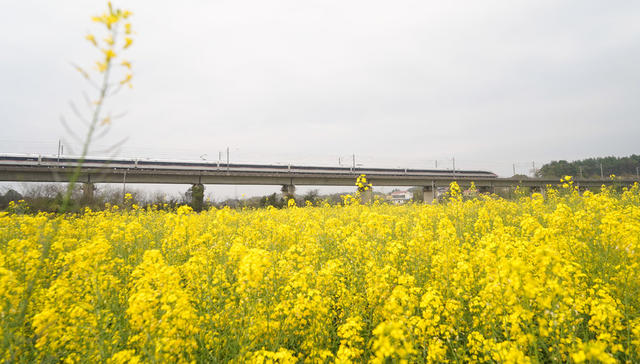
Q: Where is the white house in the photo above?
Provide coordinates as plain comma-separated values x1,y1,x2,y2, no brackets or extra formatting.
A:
389,190,412,204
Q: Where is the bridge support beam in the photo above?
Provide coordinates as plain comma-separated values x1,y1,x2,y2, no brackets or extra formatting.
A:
423,185,435,203
190,183,205,212
281,184,295,201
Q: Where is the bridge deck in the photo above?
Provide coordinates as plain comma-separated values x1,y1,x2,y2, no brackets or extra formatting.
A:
0,155,637,188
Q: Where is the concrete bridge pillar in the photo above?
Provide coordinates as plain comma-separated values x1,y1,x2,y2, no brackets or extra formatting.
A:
190,183,205,212
281,184,296,201
359,188,373,204
82,182,95,204
423,185,435,203
531,185,547,198
478,186,492,194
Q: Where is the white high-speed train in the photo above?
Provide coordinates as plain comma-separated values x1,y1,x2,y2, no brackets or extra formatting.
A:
0,154,498,178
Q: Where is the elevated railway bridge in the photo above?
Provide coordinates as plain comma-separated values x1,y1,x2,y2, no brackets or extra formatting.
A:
0,154,636,204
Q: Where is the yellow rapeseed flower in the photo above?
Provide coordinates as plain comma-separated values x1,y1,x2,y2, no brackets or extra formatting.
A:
119,74,132,85
102,48,116,61
85,34,97,46
2,181,640,362
96,61,107,72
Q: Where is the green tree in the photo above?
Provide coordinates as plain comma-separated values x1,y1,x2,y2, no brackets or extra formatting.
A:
537,155,640,178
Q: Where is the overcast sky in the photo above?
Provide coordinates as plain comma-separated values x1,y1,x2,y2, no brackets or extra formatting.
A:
2,1,640,197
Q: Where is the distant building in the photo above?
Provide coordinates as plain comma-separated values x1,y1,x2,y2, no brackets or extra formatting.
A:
390,190,412,204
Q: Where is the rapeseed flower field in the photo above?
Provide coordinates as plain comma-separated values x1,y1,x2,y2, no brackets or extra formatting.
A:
1,181,640,363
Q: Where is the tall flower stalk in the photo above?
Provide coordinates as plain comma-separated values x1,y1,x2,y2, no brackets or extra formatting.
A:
61,2,134,212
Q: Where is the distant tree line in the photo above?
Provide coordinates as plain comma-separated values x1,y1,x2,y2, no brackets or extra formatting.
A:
536,155,640,178
2,184,463,213
0,184,187,213
0,185,350,213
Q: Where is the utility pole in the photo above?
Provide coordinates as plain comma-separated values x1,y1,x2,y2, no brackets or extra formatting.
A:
452,157,456,176
532,161,536,177
218,151,221,168
435,160,438,169
122,170,127,203
352,154,355,172
57,140,61,162
636,166,639,179
513,163,516,176
579,166,583,179
600,163,604,179
226,147,230,172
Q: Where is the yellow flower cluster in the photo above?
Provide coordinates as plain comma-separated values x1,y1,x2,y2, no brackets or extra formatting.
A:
80,2,134,93
355,174,372,192
1,182,640,362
